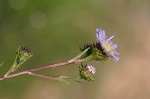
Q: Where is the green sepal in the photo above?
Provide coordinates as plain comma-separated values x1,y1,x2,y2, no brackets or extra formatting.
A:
80,42,108,62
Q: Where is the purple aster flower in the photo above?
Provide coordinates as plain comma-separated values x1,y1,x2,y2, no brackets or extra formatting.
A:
96,28,120,62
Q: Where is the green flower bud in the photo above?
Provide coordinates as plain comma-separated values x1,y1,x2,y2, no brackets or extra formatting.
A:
80,42,108,61
12,46,33,72
4,46,33,77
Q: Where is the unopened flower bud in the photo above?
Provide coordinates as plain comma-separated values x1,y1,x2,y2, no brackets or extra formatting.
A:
79,63,96,81
12,46,33,72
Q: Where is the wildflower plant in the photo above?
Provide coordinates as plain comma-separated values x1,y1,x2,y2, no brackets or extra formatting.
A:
0,27,120,83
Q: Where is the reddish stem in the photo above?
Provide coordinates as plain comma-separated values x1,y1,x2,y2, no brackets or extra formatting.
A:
0,59,81,81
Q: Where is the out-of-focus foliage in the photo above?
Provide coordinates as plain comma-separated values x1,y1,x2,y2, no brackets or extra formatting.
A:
1,0,150,99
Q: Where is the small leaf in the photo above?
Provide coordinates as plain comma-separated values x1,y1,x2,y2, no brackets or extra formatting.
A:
68,47,90,63
28,72,70,84
0,62,4,68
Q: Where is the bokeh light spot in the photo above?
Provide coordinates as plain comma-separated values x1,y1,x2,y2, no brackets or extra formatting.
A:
30,11,48,29
8,0,27,10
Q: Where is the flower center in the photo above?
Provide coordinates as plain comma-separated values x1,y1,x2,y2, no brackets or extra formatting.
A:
102,40,114,53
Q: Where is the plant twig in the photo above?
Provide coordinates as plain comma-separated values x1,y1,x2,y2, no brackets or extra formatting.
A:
28,72,70,84
0,59,83,81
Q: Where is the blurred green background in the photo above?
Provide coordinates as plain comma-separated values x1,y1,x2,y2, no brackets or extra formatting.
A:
1,0,150,99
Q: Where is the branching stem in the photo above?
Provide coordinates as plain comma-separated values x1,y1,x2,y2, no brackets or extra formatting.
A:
0,59,83,81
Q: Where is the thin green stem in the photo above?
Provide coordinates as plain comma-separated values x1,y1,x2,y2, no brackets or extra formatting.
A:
4,55,17,77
